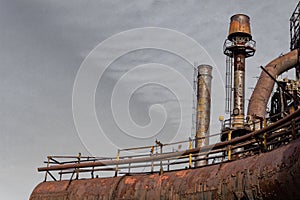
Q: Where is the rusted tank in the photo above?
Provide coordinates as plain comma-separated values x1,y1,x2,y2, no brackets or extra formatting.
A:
248,49,299,118
228,14,252,41
30,136,300,200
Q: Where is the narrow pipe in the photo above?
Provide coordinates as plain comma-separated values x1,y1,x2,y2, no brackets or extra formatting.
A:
248,49,299,118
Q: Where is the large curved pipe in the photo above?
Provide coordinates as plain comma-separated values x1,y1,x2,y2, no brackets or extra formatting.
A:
247,49,299,118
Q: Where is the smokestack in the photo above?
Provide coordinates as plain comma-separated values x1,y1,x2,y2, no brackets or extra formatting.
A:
195,65,212,166
224,14,256,129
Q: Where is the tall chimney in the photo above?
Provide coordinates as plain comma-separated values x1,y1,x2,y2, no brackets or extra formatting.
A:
195,65,212,166
224,14,256,129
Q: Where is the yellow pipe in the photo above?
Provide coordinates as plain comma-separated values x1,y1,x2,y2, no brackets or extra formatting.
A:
150,146,154,172
189,139,193,168
44,156,50,181
228,131,232,160
263,133,267,150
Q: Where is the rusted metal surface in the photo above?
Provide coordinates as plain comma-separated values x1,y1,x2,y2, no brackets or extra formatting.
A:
228,14,252,40
195,65,212,166
248,49,299,118
30,136,300,200
232,53,246,128
196,65,212,147
224,14,255,129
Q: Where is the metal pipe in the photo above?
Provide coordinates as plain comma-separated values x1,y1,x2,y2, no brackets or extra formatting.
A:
195,65,212,166
224,14,255,130
196,65,212,147
260,65,298,103
233,53,246,127
247,49,299,118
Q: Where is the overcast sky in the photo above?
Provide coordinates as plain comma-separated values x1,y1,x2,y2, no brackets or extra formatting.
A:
0,0,299,199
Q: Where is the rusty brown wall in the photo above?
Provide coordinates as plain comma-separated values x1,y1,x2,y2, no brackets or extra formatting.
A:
30,137,300,200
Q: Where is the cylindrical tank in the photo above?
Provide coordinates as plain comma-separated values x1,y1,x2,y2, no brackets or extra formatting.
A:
195,65,212,166
30,137,300,200
228,14,252,41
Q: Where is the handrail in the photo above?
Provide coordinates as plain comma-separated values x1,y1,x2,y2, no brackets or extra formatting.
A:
38,109,300,181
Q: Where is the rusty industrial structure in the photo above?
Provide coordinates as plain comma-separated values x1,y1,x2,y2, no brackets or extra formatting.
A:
30,2,300,200
195,65,212,166
224,15,255,128
222,14,256,142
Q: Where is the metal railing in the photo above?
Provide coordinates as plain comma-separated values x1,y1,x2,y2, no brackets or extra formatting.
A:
222,110,293,132
39,109,300,182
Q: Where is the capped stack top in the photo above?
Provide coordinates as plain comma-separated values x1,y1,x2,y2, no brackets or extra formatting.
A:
228,14,252,41
197,65,212,78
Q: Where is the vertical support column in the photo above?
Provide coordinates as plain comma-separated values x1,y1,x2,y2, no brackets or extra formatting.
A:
76,152,81,179
295,59,300,80
227,131,232,160
44,156,50,182
150,146,154,173
195,65,212,166
189,138,193,168
115,149,120,177
159,144,163,175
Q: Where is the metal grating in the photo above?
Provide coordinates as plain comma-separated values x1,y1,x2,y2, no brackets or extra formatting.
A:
290,1,300,50
290,1,300,79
